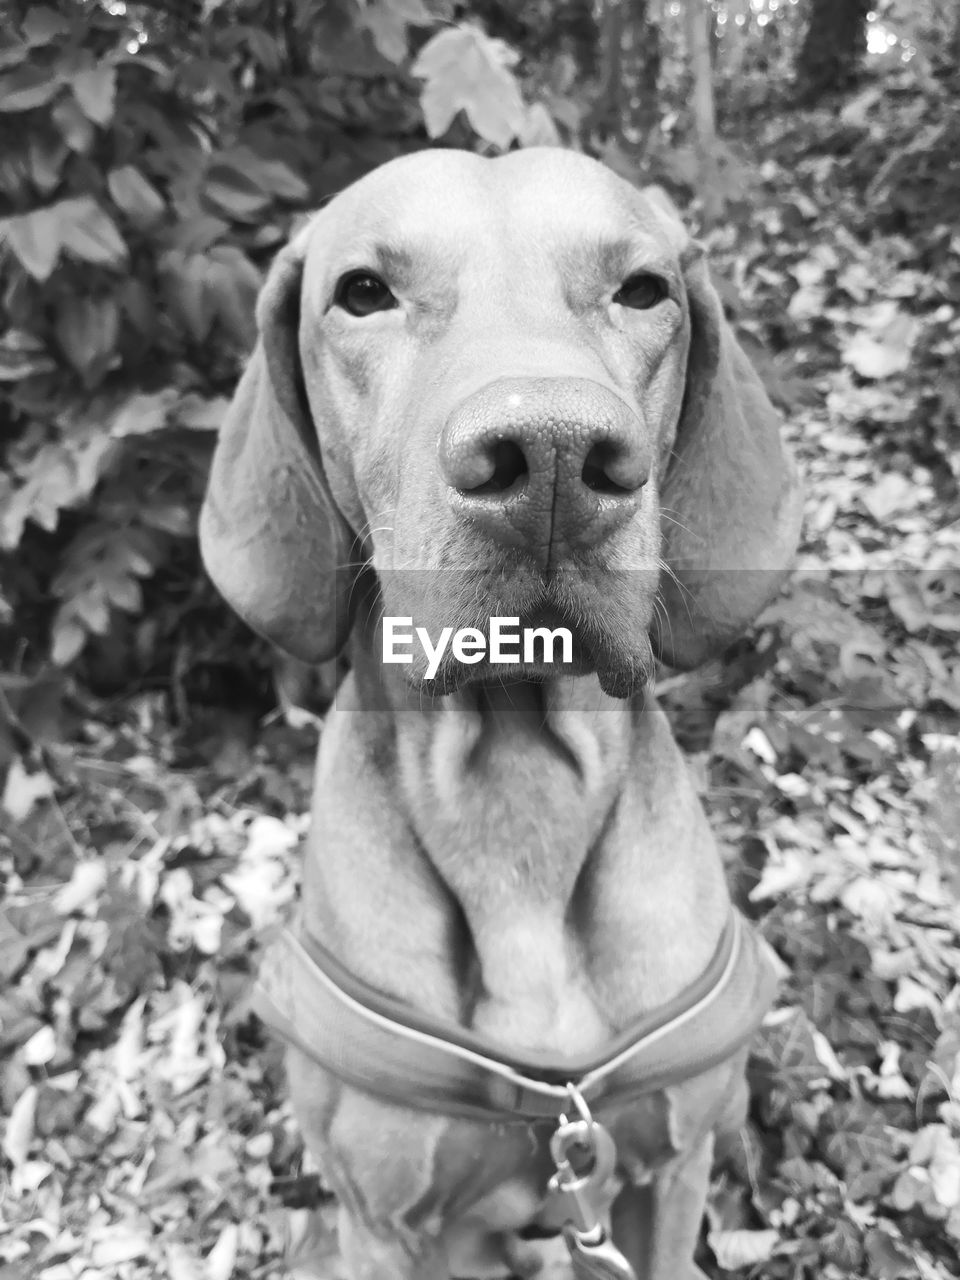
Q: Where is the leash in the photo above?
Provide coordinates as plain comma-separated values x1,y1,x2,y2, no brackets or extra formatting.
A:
252,907,779,1278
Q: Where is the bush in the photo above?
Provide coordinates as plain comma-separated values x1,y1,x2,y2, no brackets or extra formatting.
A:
0,0,554,690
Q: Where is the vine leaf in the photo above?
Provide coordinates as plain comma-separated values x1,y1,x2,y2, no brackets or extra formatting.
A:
412,24,525,149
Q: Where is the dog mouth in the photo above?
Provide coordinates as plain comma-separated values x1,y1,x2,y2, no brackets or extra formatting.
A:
375,571,659,699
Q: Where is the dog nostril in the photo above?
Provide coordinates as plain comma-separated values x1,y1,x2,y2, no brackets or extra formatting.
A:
465,439,528,496
582,442,645,495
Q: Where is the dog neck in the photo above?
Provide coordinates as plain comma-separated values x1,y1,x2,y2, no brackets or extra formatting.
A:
304,638,729,1057
347,638,635,901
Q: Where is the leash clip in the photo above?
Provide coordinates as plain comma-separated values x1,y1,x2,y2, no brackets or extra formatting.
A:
547,1085,637,1280
564,1227,639,1280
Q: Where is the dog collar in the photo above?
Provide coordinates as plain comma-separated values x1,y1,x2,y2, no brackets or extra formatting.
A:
251,907,778,1124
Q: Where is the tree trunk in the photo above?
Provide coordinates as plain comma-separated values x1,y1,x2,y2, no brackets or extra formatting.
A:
796,0,871,100
684,0,722,227
588,0,662,147
554,0,600,80
591,0,627,139
622,0,662,141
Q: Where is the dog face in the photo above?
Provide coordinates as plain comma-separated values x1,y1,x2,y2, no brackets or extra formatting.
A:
200,148,802,696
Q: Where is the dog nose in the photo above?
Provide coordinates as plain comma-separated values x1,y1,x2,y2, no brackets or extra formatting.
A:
439,377,649,560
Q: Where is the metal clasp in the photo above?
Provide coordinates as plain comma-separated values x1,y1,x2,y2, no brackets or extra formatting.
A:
547,1085,637,1280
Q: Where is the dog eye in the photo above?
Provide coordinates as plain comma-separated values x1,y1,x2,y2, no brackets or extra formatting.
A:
335,271,397,317
613,273,668,311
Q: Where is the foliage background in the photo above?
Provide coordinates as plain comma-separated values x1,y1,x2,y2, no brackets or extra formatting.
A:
2,1,960,1278
0,0,958,693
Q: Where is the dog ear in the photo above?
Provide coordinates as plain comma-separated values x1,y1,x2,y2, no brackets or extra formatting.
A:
654,247,803,669
199,236,357,664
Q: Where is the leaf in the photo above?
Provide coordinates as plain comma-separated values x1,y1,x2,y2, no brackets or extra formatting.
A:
54,294,119,376
74,588,110,634
840,84,883,128
883,570,960,635
205,1224,239,1280
412,25,526,149
283,1203,341,1279
21,7,69,44
882,574,934,633
0,328,55,380
0,430,119,549
222,814,299,929
108,165,166,228
752,1007,825,1098
820,1218,864,1270
23,1023,56,1066
357,0,433,63
843,329,915,379
843,304,919,380
0,64,61,111
215,147,309,202
70,64,116,125
140,500,192,535
749,848,811,901
229,25,282,73
787,282,828,323
169,213,230,255
166,1244,204,1280
28,132,68,193
205,245,261,347
0,916,33,985
110,389,177,438
2,1085,37,1168
50,524,166,663
56,195,127,267
204,166,272,221
161,251,216,344
0,206,62,280
863,1227,917,1280
926,751,960,894
840,875,899,929
909,1125,960,1210
90,1229,151,1267
2,756,54,821
54,860,108,914
177,392,229,431
811,1028,848,1081
822,1099,903,1198
519,102,561,147
52,93,95,152
860,472,917,522
47,619,84,666
708,1228,780,1270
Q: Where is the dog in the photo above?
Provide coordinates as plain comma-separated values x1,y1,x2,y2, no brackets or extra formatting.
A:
200,147,802,1280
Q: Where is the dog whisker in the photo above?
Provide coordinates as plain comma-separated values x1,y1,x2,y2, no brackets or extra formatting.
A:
659,507,696,539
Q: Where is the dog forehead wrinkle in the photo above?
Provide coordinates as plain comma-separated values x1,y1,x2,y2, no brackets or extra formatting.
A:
369,236,466,291
492,144,631,197
317,147,648,238
567,236,640,285
309,159,680,315
333,151,640,252
593,237,679,285
339,146,490,194
337,162,499,239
